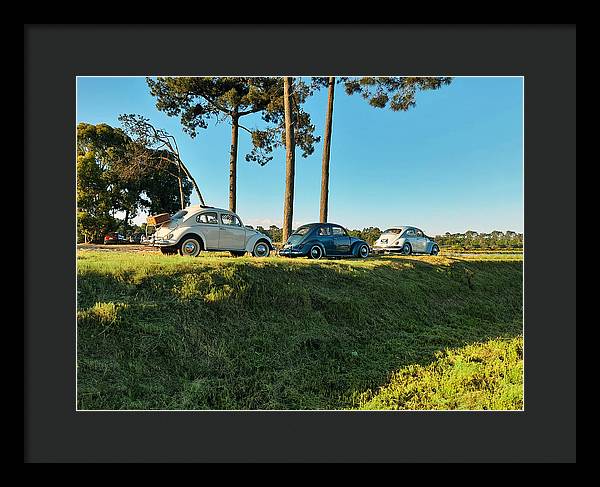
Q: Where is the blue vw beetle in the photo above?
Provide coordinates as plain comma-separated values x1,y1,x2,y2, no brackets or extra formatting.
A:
279,223,370,259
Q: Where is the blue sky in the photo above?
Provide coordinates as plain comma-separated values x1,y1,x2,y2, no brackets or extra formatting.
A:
76,76,523,235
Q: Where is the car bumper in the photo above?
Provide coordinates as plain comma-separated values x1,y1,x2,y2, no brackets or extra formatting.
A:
145,238,178,247
277,247,307,257
372,246,403,253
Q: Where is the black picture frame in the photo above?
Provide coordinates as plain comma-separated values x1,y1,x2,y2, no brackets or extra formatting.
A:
25,24,576,463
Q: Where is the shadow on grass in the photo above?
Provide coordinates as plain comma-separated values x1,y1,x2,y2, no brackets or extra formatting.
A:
77,254,523,410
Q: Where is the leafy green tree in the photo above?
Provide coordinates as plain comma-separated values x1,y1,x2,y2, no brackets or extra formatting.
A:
118,114,203,207
147,77,319,213
77,123,131,241
255,225,284,244
137,157,193,215
342,77,453,110
246,77,320,243
434,231,523,250
147,77,278,212
77,121,193,241
361,227,383,246
77,151,118,242
348,227,382,246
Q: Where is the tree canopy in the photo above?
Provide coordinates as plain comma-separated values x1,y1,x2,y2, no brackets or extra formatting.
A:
147,77,320,212
76,122,193,242
341,76,453,110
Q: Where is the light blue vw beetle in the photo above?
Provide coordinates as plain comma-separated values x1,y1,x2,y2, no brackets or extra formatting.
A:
372,226,440,255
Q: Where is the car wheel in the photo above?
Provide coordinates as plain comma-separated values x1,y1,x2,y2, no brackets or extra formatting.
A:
308,245,323,260
357,244,370,259
401,242,412,255
179,237,202,257
430,244,440,256
230,251,246,257
252,241,270,257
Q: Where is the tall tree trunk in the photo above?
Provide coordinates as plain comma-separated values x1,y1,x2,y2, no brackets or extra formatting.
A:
177,162,184,209
124,209,129,231
282,77,296,244
319,76,335,223
229,110,240,213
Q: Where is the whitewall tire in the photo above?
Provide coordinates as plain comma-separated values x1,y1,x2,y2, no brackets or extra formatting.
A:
358,244,370,259
179,237,202,257
252,241,270,257
309,245,323,260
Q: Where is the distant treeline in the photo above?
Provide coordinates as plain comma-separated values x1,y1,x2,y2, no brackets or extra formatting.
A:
255,225,523,249
435,230,523,250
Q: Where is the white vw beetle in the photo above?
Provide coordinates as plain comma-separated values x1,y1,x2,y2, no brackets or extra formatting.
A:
372,226,440,255
148,205,274,257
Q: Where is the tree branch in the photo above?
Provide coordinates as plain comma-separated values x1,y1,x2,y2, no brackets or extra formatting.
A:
238,124,253,135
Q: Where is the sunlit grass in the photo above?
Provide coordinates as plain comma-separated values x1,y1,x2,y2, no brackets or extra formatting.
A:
356,336,523,410
77,251,523,410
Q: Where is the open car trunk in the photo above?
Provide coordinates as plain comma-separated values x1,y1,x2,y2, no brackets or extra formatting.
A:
147,213,171,226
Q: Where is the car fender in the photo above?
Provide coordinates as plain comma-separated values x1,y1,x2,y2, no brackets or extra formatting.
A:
425,239,438,253
245,232,274,252
308,240,327,256
393,236,407,248
351,240,369,256
172,226,207,249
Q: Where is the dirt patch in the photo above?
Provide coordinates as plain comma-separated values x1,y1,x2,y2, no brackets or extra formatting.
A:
77,243,160,253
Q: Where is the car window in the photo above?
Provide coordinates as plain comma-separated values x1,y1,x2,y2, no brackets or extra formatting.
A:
221,213,242,227
332,226,347,236
293,226,312,236
171,210,188,220
197,212,218,224
318,226,331,236
415,229,424,237
404,229,416,237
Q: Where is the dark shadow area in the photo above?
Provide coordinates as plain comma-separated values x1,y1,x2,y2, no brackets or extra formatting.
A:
77,255,523,410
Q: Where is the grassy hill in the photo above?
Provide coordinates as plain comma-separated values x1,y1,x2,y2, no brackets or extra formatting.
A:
77,252,523,410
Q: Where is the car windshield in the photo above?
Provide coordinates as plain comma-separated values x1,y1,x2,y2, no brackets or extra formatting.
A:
383,228,403,234
171,210,188,220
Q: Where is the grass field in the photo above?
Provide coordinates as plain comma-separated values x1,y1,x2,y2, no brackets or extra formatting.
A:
77,251,523,410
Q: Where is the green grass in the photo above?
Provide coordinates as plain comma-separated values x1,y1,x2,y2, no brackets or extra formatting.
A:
77,251,523,410
357,336,523,410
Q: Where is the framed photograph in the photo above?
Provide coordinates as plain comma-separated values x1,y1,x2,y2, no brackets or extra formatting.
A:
25,24,576,463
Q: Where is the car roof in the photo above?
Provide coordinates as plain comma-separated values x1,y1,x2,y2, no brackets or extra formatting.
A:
298,222,345,228
185,205,230,214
